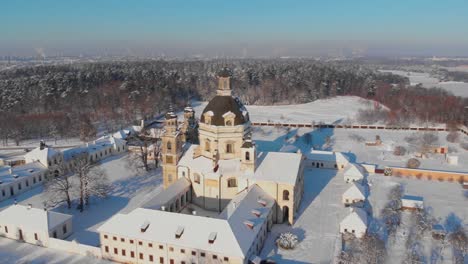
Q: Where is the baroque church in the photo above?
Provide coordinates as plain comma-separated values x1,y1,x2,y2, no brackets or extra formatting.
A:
98,69,305,264
160,68,304,224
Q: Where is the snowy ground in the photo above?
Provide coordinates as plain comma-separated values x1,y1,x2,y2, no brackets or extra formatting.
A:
368,174,467,263
188,96,379,124
0,154,163,248
261,168,350,263
379,69,468,97
0,237,112,264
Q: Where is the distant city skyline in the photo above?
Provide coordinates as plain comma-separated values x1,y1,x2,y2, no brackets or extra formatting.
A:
2,0,468,57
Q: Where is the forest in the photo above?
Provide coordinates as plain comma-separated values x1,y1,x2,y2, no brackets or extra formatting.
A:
0,59,465,144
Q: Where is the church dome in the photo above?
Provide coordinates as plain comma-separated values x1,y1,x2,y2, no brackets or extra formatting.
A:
200,96,249,126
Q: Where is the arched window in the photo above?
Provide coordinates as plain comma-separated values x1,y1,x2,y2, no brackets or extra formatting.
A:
226,143,233,154
283,190,290,201
245,151,250,161
168,174,173,183
227,178,237,188
226,120,232,126
205,140,210,152
194,173,201,184
167,141,172,151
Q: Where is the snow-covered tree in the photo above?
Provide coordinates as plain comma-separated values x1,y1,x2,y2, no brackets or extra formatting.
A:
276,232,299,250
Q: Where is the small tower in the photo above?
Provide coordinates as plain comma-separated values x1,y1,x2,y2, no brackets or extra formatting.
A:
217,67,232,96
240,135,255,173
181,104,197,143
161,106,183,189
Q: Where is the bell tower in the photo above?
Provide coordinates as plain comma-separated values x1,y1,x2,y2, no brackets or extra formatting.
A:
240,135,256,173
217,67,232,96
161,106,183,189
181,104,197,143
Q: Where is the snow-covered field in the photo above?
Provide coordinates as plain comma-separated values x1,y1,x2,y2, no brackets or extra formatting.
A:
189,96,379,124
380,69,468,97
253,126,468,172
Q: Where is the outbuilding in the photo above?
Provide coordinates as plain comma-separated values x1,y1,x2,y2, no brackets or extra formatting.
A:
342,183,366,207
0,204,73,247
401,195,424,210
339,208,368,239
344,163,365,183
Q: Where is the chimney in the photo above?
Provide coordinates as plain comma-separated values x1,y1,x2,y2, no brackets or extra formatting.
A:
14,199,17,205
192,210,197,216
141,119,145,129
161,206,166,211
8,167,13,174
140,221,150,233
232,202,237,209
27,204,32,209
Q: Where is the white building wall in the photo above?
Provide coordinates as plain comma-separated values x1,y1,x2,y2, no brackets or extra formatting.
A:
0,171,46,202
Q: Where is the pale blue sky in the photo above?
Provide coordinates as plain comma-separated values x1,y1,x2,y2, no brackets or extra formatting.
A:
2,0,468,56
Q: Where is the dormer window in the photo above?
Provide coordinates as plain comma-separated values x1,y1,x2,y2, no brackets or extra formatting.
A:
204,111,214,125
227,178,237,188
222,111,235,126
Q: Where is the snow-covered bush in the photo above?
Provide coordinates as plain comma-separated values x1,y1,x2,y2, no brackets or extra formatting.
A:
276,232,299,250
407,158,421,169
393,146,406,156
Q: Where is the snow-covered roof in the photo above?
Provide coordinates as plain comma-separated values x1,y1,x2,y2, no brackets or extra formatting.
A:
142,177,191,210
279,144,299,153
253,151,303,185
342,183,366,200
340,208,367,229
0,204,72,232
112,129,130,139
0,162,47,185
24,146,61,165
222,185,274,255
307,150,349,164
178,145,216,174
99,208,244,257
344,163,365,179
100,184,273,259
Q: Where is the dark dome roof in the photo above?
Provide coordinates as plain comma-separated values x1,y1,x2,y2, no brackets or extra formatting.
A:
200,96,249,126
217,67,232,78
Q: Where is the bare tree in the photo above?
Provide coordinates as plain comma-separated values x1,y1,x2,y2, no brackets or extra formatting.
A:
71,153,110,212
44,171,74,209
448,226,467,264
358,233,386,264
382,185,403,236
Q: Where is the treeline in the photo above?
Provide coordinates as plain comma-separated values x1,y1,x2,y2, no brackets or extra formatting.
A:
0,59,464,144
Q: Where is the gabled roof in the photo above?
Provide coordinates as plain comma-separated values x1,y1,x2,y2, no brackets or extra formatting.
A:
24,146,61,165
344,163,365,179
0,204,72,232
340,208,367,229
307,150,349,164
342,183,366,200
